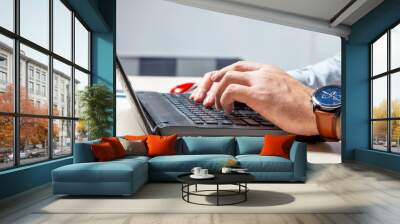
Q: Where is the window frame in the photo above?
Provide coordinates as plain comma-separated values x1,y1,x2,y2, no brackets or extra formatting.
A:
0,0,92,171
370,21,400,154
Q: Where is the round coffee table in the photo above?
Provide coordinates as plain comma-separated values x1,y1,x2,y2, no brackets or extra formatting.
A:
177,173,255,206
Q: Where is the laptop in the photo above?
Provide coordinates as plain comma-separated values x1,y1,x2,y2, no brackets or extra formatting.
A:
117,59,284,137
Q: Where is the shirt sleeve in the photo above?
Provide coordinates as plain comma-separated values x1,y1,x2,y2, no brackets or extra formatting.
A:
287,53,341,89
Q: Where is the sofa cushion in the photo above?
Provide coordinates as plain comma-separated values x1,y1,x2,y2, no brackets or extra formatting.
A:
259,134,295,159
147,135,177,157
118,138,148,156
125,135,148,141
236,137,263,155
101,137,127,158
73,139,100,163
236,155,293,172
91,142,118,161
53,157,148,183
149,154,235,172
180,137,235,155
115,155,150,164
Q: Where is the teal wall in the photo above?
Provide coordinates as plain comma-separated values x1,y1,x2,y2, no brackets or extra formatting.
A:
0,0,116,200
0,158,72,199
343,0,400,171
91,0,116,135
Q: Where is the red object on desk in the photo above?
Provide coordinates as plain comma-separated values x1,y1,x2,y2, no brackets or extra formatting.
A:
170,82,196,94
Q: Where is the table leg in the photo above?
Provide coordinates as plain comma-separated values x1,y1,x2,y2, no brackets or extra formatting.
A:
195,184,198,192
217,184,219,206
181,184,183,199
245,183,247,201
187,184,190,202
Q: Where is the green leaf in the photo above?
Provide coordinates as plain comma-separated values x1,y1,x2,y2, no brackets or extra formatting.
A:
79,84,114,140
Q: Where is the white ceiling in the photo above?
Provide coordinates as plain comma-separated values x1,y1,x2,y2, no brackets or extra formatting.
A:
166,0,384,37
227,0,352,22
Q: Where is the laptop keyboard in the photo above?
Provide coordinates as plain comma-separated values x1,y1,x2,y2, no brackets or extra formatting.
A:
163,93,274,127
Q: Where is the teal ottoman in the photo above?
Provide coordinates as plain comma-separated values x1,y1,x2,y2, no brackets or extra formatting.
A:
52,156,148,196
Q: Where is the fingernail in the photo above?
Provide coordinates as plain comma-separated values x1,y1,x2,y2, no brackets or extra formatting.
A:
193,93,200,101
195,96,202,103
204,95,212,106
203,96,209,105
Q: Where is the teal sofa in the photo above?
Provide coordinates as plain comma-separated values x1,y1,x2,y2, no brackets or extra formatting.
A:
52,137,307,196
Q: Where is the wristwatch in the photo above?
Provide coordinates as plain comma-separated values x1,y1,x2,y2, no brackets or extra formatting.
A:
311,85,341,141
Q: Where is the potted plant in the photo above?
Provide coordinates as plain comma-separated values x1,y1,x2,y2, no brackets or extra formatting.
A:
79,84,114,140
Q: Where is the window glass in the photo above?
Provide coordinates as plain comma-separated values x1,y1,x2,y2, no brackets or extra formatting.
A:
53,59,72,117
391,72,400,118
0,116,13,170
391,24,400,70
391,120,400,153
0,0,93,168
53,119,72,157
75,120,88,143
372,33,387,76
53,0,72,60
74,18,89,70
0,0,14,31
372,76,387,119
372,121,388,151
74,69,89,118
19,117,49,165
20,0,49,49
20,44,49,115
0,35,13,113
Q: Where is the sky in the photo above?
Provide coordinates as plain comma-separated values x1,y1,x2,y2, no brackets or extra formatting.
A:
372,32,400,110
0,0,89,73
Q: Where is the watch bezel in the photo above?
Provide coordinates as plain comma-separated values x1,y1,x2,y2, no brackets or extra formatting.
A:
312,85,341,111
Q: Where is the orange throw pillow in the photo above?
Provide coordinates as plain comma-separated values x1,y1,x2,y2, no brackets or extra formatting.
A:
125,135,148,141
101,137,127,158
146,135,177,157
259,134,296,159
91,142,117,162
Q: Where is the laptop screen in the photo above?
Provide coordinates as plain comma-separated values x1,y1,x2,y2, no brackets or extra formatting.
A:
116,58,153,134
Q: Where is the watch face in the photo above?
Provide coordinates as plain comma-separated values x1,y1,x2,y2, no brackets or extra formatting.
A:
313,85,341,110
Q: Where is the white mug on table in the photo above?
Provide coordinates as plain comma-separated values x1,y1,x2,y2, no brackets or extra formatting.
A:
191,167,208,176
200,169,208,176
191,167,202,176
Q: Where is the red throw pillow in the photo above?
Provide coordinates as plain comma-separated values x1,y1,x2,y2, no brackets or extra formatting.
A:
146,135,177,157
125,135,148,141
91,142,118,162
101,137,127,158
259,134,296,159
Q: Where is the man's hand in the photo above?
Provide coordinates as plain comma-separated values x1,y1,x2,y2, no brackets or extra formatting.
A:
190,61,262,106
191,61,319,136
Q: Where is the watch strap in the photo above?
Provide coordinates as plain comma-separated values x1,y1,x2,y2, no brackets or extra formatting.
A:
315,110,339,141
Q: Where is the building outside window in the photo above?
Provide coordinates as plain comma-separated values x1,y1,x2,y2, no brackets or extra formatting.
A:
35,70,40,81
28,66,34,80
0,71,6,84
41,85,46,97
0,55,7,67
0,0,91,170
0,71,7,92
35,83,40,95
41,73,46,83
0,54,7,91
371,23,400,154
28,81,34,94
